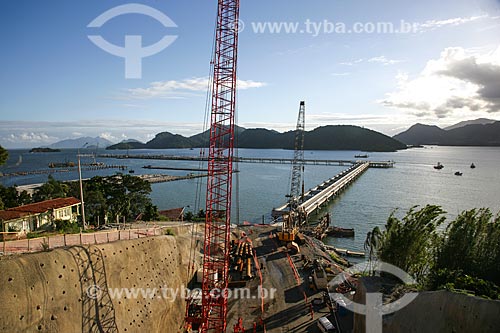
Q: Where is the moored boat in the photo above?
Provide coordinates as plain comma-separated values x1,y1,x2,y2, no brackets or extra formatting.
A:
434,162,444,170
326,226,355,237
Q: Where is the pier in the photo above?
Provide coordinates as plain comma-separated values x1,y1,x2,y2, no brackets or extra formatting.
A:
272,162,371,218
99,153,394,167
0,164,128,178
142,165,209,172
137,173,208,184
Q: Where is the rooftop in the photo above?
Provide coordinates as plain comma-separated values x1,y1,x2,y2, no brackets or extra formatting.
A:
6,197,81,214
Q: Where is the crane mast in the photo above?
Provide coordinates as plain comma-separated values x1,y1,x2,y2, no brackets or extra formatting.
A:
197,1,240,332
278,101,306,244
289,101,306,207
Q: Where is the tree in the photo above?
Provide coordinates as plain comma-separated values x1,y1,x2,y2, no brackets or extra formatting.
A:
365,205,445,283
143,203,159,221
184,211,194,221
197,209,205,219
0,185,32,209
0,145,8,166
33,175,69,201
433,208,500,288
104,174,153,222
84,190,107,226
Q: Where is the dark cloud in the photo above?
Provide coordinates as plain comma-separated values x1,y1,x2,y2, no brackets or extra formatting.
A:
413,111,432,118
438,55,500,112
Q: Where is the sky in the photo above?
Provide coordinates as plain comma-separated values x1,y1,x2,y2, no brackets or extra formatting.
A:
1,0,500,148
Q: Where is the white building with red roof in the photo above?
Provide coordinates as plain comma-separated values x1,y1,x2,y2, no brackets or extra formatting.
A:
0,197,81,236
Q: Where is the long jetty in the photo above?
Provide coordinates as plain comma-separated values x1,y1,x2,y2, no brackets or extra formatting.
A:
0,164,128,178
272,162,371,218
99,154,394,168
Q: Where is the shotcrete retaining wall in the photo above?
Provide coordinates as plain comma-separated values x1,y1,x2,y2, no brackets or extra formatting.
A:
383,290,500,333
0,228,199,333
353,277,500,333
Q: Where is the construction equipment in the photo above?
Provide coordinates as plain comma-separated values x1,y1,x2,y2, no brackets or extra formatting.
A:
278,101,306,244
185,0,240,332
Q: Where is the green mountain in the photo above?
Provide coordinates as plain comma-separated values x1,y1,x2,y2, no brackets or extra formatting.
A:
107,125,406,152
304,125,406,151
444,118,497,130
393,123,447,145
394,121,500,146
106,139,145,150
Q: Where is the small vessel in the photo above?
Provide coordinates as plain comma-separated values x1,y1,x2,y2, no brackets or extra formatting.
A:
434,162,444,170
326,226,355,238
354,154,368,158
470,163,476,169
48,161,75,168
128,169,135,174
455,171,463,176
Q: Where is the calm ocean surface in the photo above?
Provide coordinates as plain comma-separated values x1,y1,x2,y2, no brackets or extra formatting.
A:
1,146,499,252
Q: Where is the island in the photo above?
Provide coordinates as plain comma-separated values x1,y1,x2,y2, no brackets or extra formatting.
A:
29,147,61,153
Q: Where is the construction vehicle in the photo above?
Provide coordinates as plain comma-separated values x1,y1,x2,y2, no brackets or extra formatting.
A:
277,101,306,246
184,0,240,332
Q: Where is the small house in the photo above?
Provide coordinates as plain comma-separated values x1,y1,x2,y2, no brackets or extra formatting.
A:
0,197,81,236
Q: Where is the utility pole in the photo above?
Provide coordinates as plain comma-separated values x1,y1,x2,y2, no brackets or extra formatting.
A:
77,152,93,230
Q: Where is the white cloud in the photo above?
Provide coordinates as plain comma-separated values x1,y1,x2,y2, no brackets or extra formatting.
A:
0,120,208,148
367,56,405,66
380,46,500,119
4,132,57,144
331,72,351,76
416,15,489,32
99,132,117,141
340,56,403,67
339,59,364,66
126,77,266,99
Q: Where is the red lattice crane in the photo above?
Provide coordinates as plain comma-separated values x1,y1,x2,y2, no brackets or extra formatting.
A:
185,0,240,332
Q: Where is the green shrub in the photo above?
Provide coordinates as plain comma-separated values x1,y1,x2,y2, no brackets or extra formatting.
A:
54,219,80,234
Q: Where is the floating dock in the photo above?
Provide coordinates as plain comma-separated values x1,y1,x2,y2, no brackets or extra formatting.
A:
272,162,371,218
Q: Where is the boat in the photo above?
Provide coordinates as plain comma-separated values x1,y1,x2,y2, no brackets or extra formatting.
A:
455,171,463,176
354,154,368,158
434,162,444,170
470,163,476,169
48,161,75,168
128,170,135,174
326,226,355,238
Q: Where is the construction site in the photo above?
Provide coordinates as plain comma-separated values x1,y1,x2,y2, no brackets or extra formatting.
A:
3,1,500,333
0,1,362,332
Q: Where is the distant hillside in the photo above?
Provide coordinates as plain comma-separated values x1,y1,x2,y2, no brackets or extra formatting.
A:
304,125,406,151
106,139,145,150
393,124,447,145
394,121,500,146
49,137,114,149
444,118,497,131
107,125,406,152
146,132,195,149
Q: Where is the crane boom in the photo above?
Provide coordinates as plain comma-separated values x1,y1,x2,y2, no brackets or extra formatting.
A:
289,101,306,206
201,1,240,332
278,101,306,244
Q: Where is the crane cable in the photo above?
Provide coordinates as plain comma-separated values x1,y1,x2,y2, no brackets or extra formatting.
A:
186,9,217,287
